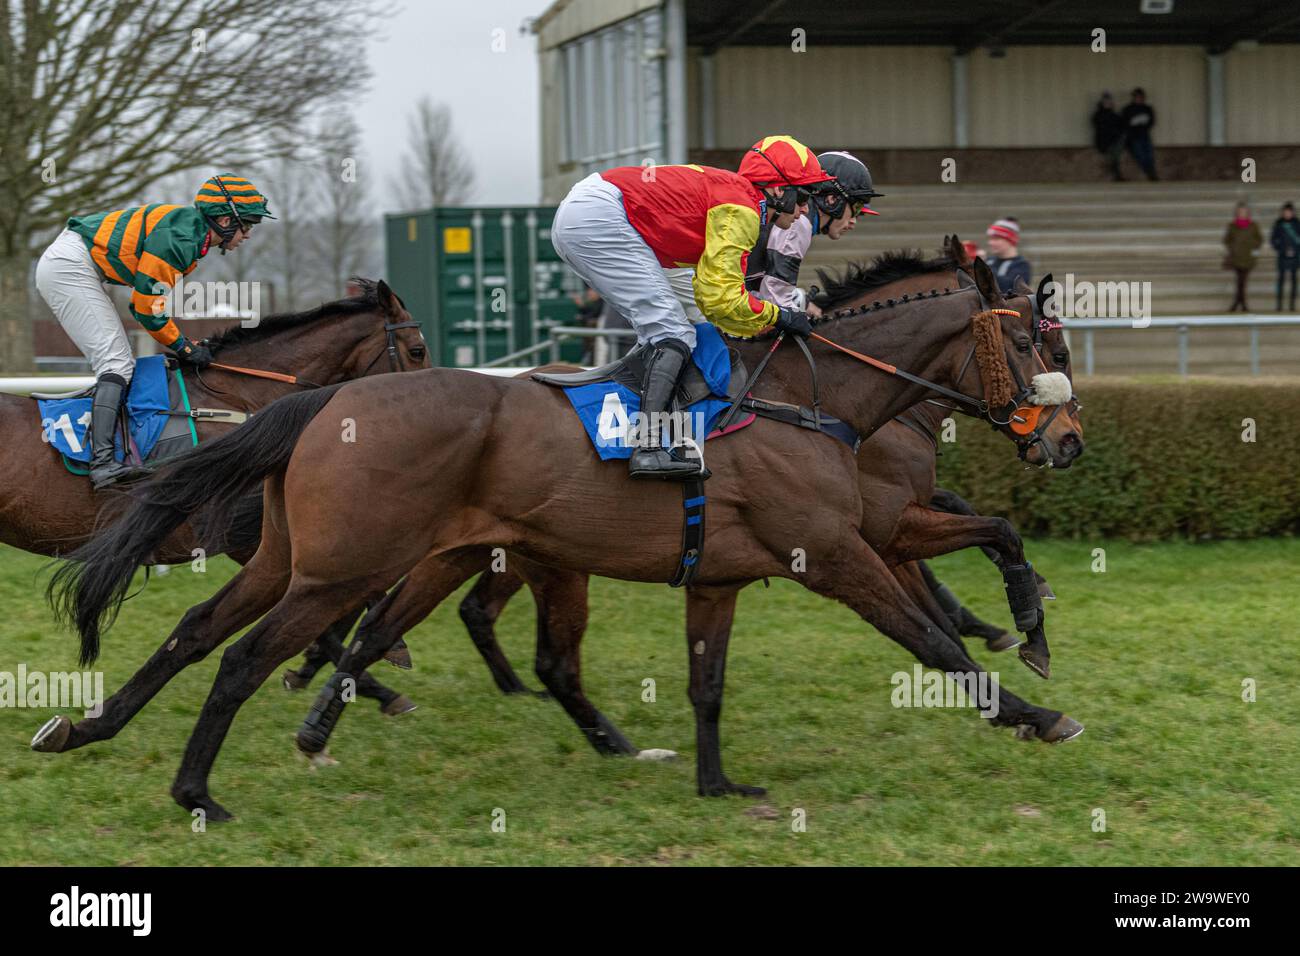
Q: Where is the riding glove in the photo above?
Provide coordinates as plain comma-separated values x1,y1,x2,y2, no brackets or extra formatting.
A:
172,336,214,369
774,307,814,339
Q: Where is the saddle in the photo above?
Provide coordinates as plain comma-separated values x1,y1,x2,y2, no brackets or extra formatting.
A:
532,341,750,409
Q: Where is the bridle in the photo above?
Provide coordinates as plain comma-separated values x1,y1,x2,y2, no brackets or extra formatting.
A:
807,277,1077,463
359,319,423,376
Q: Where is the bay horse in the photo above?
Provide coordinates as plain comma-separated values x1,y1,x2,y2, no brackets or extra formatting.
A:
46,256,1083,820
4,278,426,562
19,279,428,717
290,239,1066,723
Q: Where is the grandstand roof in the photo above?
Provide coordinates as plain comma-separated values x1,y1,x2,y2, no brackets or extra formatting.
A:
690,0,1300,53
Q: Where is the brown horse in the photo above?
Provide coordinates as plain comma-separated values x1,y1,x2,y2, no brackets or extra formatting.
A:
47,256,1083,820
286,271,1074,763
292,239,1065,722
3,278,426,563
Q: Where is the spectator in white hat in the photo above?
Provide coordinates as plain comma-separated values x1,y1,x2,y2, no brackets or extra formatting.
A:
984,217,1032,295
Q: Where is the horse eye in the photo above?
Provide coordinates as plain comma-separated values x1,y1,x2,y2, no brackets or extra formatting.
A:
409,346,426,359
1016,340,1031,353
1053,352,1069,366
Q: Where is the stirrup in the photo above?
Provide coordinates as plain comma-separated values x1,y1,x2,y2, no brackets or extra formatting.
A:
90,461,133,490
628,447,704,480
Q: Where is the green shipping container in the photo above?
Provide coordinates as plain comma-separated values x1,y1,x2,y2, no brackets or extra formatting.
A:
384,206,587,367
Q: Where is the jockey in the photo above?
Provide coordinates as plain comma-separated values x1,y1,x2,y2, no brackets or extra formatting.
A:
757,151,884,315
551,135,832,480
34,175,273,489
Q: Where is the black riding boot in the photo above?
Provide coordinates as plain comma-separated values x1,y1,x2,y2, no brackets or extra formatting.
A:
88,373,132,490
629,339,704,480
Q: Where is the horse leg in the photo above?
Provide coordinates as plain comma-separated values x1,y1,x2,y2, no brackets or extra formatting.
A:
282,610,358,690
171,582,372,822
685,584,762,797
885,504,1050,679
931,488,1054,599
31,543,291,754
916,560,1019,652
892,561,968,651
294,551,484,757
299,607,416,715
458,568,542,696
514,560,657,758
806,533,1080,743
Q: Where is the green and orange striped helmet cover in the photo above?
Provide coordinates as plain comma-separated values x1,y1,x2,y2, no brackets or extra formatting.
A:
194,174,275,221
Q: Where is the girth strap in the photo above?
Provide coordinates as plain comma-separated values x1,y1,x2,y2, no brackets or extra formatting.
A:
669,485,706,588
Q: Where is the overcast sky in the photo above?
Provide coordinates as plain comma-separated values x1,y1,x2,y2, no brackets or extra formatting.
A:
357,1,550,210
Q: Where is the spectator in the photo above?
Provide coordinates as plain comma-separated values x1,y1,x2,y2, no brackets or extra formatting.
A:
1120,88,1158,181
1223,202,1262,313
983,218,1031,295
1270,201,1299,312
1091,91,1127,182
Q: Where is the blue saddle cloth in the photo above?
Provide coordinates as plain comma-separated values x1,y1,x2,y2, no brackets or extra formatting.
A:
563,324,733,461
38,355,172,463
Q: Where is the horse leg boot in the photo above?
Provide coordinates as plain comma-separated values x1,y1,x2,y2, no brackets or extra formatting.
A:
804,534,1081,744
87,373,133,490
931,489,1054,599
32,546,291,754
458,568,541,695
515,559,654,758
295,551,484,757
686,584,761,796
628,338,705,480
916,560,1019,652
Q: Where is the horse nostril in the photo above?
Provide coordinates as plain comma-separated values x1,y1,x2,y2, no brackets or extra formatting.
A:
1061,432,1083,456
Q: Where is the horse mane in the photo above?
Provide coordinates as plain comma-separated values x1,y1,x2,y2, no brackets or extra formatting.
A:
812,249,957,310
204,277,386,355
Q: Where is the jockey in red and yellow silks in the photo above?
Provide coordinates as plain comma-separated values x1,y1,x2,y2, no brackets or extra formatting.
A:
551,135,833,480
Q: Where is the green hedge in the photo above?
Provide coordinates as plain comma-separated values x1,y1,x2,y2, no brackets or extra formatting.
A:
933,377,1300,540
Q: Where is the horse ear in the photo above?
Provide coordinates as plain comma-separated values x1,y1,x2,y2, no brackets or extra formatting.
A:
971,255,1004,305
947,234,969,266
377,279,399,315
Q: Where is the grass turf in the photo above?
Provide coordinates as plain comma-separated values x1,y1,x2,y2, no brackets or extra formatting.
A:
0,537,1296,865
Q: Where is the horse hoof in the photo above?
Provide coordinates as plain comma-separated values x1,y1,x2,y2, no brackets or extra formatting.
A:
1018,646,1051,680
635,748,679,762
282,669,310,691
700,778,766,798
31,715,71,753
381,695,417,716
309,748,339,769
984,630,1021,653
173,789,234,823
1042,715,1084,743
1038,581,1056,600
384,645,413,670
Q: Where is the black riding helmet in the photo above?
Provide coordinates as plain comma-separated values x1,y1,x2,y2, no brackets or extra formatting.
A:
809,151,883,234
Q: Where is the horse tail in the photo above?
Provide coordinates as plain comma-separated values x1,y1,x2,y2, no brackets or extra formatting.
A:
48,384,344,665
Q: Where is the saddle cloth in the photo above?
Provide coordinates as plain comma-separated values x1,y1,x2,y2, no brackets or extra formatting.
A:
533,323,748,461
36,355,198,471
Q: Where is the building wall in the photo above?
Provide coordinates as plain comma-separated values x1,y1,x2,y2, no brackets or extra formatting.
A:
1225,45,1300,143
968,45,1207,146
535,0,661,52
700,46,952,149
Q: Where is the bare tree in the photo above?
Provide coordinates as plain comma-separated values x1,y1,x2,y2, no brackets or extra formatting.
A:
311,111,377,300
391,97,476,211
0,0,387,371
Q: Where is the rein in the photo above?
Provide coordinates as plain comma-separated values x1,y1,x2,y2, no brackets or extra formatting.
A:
790,279,1075,463
196,317,421,396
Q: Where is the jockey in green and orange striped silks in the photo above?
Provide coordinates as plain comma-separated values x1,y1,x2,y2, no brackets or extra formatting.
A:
34,174,274,489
